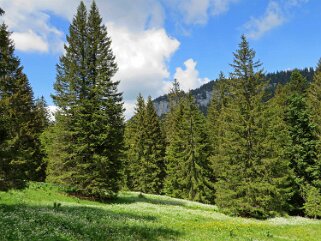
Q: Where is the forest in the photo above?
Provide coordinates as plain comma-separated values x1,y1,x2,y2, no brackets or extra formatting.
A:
1,0,321,227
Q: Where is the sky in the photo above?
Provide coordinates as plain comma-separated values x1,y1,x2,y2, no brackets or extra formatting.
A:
0,0,320,118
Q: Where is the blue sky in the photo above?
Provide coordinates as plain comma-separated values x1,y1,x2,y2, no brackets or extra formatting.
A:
0,0,320,117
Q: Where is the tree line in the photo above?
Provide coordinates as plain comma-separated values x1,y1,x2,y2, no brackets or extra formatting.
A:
126,36,321,219
0,2,321,219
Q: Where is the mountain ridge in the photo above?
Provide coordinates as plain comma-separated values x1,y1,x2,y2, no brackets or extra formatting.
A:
153,67,315,116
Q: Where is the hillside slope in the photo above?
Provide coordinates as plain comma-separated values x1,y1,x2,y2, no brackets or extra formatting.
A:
153,68,315,116
1,183,320,241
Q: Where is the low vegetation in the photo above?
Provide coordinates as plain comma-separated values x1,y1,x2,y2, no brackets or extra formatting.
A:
0,183,320,241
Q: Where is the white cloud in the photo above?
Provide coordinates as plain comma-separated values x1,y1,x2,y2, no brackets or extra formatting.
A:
211,0,239,16
96,0,164,31
109,24,180,104
245,1,284,40
123,101,137,120
12,30,48,52
286,0,309,7
0,0,179,118
165,0,239,25
174,59,210,92
245,0,309,40
0,0,66,53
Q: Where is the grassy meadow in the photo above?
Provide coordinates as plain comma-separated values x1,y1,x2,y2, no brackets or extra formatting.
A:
0,182,320,241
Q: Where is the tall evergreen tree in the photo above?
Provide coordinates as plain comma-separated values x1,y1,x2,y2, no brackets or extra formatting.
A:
124,94,146,190
284,70,320,213
165,92,214,203
308,59,321,127
0,23,45,189
32,96,50,181
207,72,229,168
124,95,165,194
213,35,292,218
48,1,124,199
307,60,321,189
141,96,166,193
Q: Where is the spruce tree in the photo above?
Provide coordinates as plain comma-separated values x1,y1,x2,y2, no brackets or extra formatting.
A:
124,95,165,194
0,23,45,189
213,35,292,217
165,92,214,203
163,80,185,197
284,70,320,213
48,1,124,199
307,60,321,191
308,59,321,128
207,72,229,176
49,1,88,188
124,94,146,190
141,96,166,193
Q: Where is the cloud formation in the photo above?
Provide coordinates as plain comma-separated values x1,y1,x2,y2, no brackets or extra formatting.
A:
245,1,284,40
0,0,182,118
165,0,239,25
174,59,210,92
109,25,180,101
0,0,67,53
245,0,309,39
12,30,49,52
0,0,231,118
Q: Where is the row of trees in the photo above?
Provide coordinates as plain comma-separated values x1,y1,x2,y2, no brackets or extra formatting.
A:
0,9,48,190
1,2,321,219
125,36,321,218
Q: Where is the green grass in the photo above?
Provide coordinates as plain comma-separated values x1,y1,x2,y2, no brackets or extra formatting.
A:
0,183,320,240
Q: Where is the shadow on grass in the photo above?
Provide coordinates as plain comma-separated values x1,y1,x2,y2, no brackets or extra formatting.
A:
0,204,181,241
107,193,188,207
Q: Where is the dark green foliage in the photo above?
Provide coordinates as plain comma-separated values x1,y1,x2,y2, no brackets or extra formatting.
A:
280,70,320,213
124,95,165,194
164,86,214,203
124,94,146,190
308,60,321,131
307,60,321,191
47,1,124,199
143,97,166,192
303,185,321,218
212,35,292,218
0,23,46,190
207,72,228,157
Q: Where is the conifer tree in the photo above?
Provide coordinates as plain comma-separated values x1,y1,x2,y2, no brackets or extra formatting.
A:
207,72,229,172
48,1,124,199
213,35,292,217
284,70,320,212
124,94,146,190
165,92,214,203
141,96,166,193
124,95,165,194
163,80,185,196
308,59,321,128
0,23,45,189
49,1,88,188
307,60,321,193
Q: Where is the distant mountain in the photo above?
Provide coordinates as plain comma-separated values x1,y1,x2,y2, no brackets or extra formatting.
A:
153,68,315,116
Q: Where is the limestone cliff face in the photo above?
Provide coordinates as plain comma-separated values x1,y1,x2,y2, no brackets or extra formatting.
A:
152,80,215,116
153,99,170,116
